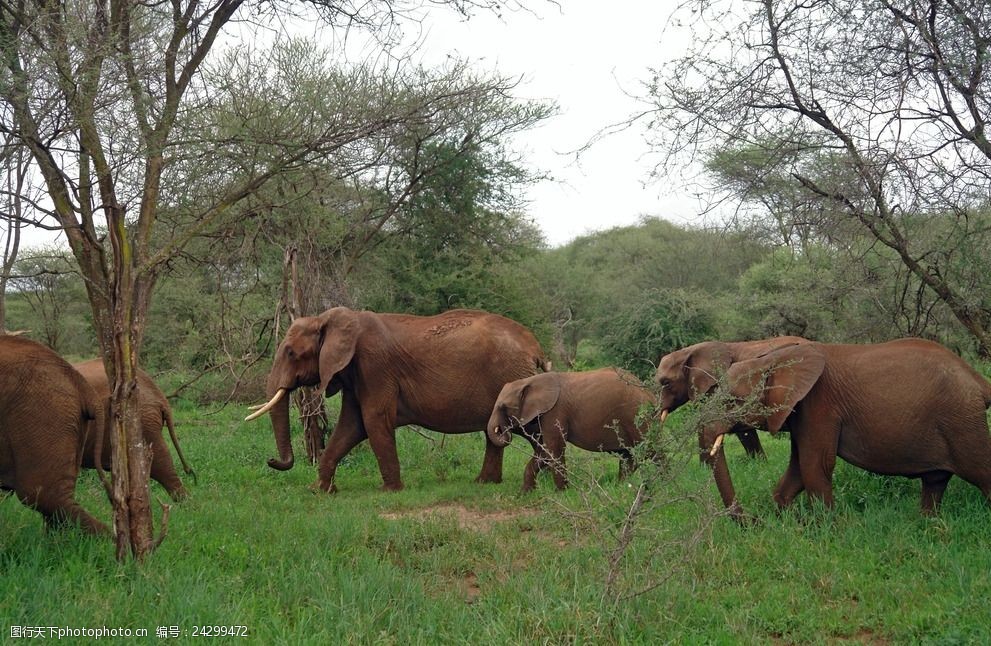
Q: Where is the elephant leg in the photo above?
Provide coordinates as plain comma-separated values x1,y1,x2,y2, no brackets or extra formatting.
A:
772,438,805,509
475,436,505,484
795,434,837,509
920,471,953,515
16,474,108,536
522,455,542,492
736,427,765,459
361,401,403,491
147,425,188,502
521,434,547,492
941,419,991,509
617,449,636,480
541,428,568,490
316,393,367,493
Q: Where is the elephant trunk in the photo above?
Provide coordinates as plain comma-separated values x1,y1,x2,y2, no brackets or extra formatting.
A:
486,415,513,448
267,383,295,471
702,426,746,523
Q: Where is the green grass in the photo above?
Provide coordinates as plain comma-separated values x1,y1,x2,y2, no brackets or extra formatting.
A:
2,398,991,644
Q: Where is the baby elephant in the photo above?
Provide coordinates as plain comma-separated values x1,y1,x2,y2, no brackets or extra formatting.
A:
486,368,655,491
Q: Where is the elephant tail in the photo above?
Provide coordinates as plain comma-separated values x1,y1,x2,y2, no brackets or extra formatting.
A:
535,355,552,373
164,406,197,485
85,398,112,501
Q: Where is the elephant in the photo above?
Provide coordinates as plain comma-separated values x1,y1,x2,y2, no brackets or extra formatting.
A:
0,336,108,534
654,337,809,458
685,338,991,519
73,359,195,502
245,307,550,493
486,368,655,491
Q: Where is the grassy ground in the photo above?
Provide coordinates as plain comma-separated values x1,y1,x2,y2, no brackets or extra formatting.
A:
2,395,990,644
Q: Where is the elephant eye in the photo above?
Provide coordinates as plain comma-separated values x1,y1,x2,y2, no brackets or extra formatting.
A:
658,378,671,388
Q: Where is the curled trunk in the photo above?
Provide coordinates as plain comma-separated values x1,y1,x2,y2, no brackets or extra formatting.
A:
486,419,513,448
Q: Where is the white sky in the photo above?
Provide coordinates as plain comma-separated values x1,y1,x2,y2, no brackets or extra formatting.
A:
401,3,694,246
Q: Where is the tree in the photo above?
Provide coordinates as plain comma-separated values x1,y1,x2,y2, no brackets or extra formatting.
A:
0,0,543,560
0,136,29,334
652,0,991,355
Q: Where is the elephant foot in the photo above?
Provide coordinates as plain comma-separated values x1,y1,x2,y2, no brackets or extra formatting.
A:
168,487,190,503
474,473,502,484
380,482,404,492
309,480,338,494
727,502,757,527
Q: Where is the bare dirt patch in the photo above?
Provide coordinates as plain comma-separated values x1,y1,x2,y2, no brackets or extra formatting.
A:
462,571,482,604
379,503,538,532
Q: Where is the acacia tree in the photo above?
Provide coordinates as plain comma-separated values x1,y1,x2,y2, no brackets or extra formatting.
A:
652,0,991,355
0,141,22,334
0,0,539,560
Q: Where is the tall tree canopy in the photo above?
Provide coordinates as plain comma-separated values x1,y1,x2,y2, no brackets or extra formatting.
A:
651,0,991,356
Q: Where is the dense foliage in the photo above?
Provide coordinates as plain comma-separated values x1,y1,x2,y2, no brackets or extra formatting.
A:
8,205,990,393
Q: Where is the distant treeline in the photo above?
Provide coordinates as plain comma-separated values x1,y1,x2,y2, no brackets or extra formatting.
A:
6,212,988,398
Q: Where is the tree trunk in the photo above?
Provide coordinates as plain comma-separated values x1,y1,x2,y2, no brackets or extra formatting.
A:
105,204,158,561
283,246,330,464
297,388,329,464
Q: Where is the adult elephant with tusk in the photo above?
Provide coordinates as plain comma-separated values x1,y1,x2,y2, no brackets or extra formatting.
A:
246,307,550,493
691,338,991,520
654,336,809,458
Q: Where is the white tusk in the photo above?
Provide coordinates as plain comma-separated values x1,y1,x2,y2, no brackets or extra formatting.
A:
709,434,725,457
659,409,669,425
244,388,287,421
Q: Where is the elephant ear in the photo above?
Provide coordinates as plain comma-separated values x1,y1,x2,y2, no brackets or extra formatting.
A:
726,344,825,434
518,375,561,426
685,343,732,398
318,308,360,395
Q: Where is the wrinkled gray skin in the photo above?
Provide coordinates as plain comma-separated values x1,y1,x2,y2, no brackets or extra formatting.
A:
654,337,810,459
73,359,194,502
257,307,549,493
486,368,655,491
689,338,991,521
0,336,108,535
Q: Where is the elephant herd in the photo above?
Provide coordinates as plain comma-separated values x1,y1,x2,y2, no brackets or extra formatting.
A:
244,307,991,520
3,305,991,537
0,335,193,535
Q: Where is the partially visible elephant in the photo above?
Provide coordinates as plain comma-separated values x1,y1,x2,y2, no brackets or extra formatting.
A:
691,338,991,519
486,368,655,491
0,336,108,534
73,359,194,502
654,337,809,458
246,307,550,493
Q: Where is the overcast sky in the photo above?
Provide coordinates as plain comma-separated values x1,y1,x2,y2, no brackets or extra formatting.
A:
401,3,691,246
12,3,695,251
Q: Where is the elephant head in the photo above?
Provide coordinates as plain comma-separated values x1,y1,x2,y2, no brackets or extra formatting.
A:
655,342,735,420
246,307,360,470
654,337,809,423
700,344,825,516
486,374,562,447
